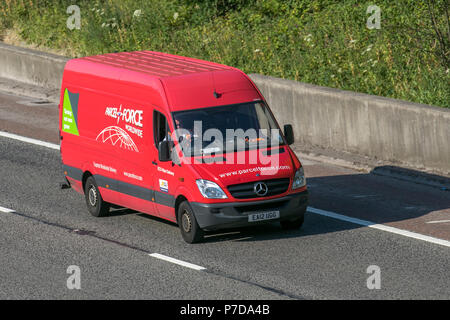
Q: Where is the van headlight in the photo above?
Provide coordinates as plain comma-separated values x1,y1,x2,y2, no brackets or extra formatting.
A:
292,167,306,189
196,179,228,199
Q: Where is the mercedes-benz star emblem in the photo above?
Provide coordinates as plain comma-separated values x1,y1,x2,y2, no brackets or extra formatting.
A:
254,182,268,197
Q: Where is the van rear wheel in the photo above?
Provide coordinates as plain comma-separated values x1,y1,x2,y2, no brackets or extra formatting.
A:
178,201,204,244
84,176,110,217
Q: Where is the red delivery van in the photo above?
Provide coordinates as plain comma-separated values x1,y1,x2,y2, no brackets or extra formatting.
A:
59,51,308,243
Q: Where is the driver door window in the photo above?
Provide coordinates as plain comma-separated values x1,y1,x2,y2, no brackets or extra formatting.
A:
153,110,169,147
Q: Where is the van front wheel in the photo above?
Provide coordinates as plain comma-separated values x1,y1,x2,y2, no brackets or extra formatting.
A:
178,201,204,244
84,176,110,217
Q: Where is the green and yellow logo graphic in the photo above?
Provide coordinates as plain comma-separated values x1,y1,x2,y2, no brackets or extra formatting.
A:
62,88,80,136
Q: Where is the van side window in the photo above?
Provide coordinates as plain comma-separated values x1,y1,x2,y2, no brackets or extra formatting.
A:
153,110,169,146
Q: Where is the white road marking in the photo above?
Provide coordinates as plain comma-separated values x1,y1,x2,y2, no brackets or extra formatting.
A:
1,131,449,249
308,207,450,248
0,206,15,213
0,131,59,150
149,253,206,271
426,220,450,224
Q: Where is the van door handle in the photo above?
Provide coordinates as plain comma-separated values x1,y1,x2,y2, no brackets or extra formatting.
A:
152,161,158,166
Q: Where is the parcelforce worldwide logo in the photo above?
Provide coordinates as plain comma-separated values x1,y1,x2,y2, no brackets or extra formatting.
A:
105,105,144,139
96,126,139,153
96,105,144,152
105,105,143,127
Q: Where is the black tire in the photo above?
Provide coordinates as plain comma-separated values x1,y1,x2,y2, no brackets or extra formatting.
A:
84,176,110,217
280,214,304,230
178,201,204,244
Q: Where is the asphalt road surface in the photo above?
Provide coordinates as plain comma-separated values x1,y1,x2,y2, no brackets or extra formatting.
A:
0,89,449,299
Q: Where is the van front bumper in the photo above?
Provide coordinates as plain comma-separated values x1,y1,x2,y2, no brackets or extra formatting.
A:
190,190,308,231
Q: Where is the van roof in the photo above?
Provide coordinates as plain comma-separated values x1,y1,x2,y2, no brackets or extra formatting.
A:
80,50,232,78
64,51,261,111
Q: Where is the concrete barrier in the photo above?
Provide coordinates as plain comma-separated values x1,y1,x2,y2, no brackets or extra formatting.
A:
0,42,68,90
0,42,448,175
249,74,450,175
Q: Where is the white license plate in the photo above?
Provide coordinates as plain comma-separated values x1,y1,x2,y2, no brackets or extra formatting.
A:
248,211,280,222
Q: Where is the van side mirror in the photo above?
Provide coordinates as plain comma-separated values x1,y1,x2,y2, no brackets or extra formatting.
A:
158,140,171,162
284,124,294,145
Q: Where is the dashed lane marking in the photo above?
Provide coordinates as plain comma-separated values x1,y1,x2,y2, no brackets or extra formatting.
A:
426,220,450,224
0,206,15,213
0,131,59,150
149,253,206,271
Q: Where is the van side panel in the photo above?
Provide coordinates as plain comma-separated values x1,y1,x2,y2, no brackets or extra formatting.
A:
60,60,169,218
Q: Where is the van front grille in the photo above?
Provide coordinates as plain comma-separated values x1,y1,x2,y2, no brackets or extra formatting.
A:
227,178,290,199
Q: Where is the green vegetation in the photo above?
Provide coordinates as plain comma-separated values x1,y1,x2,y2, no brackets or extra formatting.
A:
0,0,448,107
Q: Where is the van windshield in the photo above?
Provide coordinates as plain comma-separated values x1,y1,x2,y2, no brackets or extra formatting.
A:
171,101,284,157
